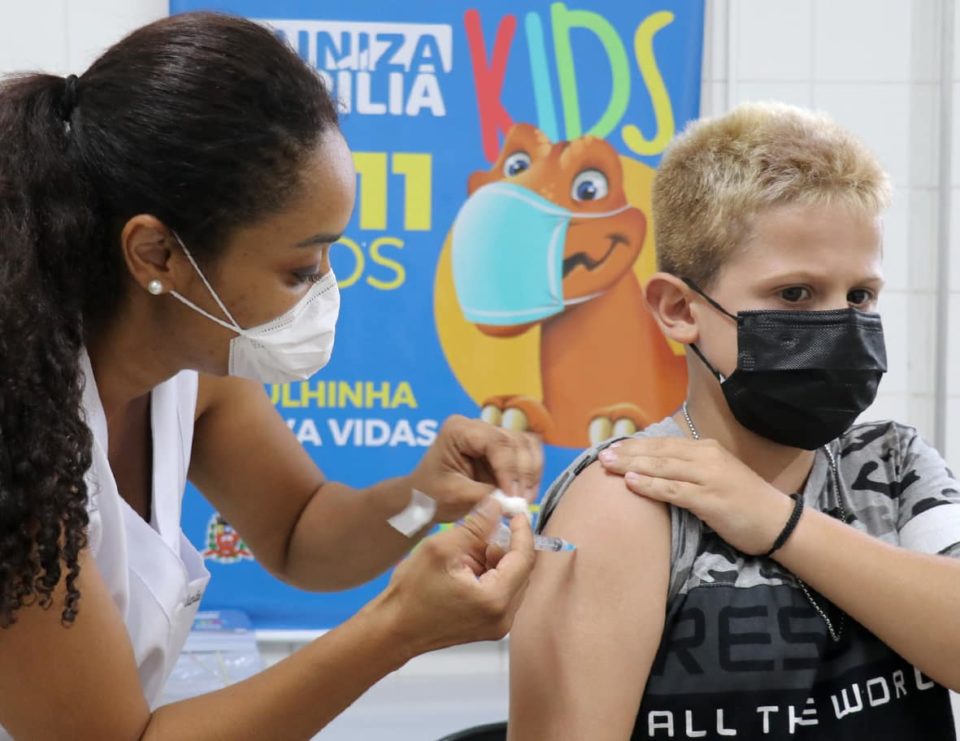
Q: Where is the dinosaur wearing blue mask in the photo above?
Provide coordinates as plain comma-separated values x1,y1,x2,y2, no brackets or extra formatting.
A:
451,123,687,447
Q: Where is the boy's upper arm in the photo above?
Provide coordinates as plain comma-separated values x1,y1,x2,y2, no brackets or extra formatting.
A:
508,461,671,741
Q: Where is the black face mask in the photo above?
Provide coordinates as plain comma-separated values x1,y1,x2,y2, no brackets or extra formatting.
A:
684,279,887,450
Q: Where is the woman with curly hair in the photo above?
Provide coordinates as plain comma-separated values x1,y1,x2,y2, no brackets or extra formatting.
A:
0,12,540,739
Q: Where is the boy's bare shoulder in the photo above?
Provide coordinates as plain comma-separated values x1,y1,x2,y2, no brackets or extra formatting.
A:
540,459,670,556
537,417,683,535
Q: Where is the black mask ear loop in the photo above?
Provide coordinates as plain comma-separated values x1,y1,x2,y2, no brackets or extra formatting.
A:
681,277,738,382
681,277,739,320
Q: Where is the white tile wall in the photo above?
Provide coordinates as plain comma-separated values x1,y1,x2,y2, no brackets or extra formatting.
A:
910,83,942,188
734,81,812,108
734,0,813,81
877,291,912,395
882,187,912,291
907,291,939,396
0,0,68,75
951,83,960,186
912,0,941,83
699,80,728,120
701,0,732,117
860,392,936,435
701,0,729,83
813,82,913,187
952,190,960,291
813,0,913,82
906,394,936,435
860,391,910,424
948,397,960,468
0,0,163,76
65,0,166,72
948,293,960,397
904,188,940,292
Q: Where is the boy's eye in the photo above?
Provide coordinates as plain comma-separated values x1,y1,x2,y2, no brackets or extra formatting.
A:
780,286,810,303
847,289,874,306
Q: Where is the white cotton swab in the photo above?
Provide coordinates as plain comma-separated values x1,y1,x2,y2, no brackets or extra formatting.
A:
490,489,529,516
488,489,576,553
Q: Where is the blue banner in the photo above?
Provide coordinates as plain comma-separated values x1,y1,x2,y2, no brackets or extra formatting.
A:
170,0,705,628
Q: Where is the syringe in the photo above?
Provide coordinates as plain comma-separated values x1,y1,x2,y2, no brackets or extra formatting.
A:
490,520,576,553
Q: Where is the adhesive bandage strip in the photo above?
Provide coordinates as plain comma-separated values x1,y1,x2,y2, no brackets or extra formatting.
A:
387,489,438,537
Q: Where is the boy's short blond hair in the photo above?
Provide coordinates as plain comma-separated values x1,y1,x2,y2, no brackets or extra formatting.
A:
652,102,891,287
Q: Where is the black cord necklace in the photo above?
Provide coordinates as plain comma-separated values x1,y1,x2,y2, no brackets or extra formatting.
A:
681,402,847,641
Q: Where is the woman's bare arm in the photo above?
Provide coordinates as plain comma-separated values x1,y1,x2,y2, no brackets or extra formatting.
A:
0,502,533,740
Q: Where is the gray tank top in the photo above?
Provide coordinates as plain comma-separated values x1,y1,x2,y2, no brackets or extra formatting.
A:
537,418,960,739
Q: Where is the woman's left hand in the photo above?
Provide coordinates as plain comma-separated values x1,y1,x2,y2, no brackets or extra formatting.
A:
597,437,794,555
409,415,544,523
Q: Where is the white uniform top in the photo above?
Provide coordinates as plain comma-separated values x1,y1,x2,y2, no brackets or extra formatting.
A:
0,352,211,739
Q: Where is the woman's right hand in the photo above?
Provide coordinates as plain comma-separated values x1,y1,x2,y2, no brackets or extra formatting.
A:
373,498,535,656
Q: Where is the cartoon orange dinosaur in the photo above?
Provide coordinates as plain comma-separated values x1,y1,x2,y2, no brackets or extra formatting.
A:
451,123,687,448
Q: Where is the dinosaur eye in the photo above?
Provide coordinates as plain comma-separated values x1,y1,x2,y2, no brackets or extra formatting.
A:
503,151,532,177
571,169,609,202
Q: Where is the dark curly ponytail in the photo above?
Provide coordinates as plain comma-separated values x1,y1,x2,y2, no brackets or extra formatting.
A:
0,12,338,627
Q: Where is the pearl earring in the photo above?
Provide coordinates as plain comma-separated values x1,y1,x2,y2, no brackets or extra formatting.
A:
147,279,164,295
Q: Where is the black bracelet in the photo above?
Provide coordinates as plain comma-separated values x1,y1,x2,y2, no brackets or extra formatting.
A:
764,494,804,558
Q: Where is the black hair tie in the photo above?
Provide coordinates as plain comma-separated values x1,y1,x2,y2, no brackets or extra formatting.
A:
61,74,80,122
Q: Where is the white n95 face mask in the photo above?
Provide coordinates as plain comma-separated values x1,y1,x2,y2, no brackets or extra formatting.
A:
168,233,340,384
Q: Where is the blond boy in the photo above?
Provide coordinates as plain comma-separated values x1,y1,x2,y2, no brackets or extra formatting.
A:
509,103,960,741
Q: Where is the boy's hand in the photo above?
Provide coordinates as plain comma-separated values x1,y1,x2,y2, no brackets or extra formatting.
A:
597,437,795,555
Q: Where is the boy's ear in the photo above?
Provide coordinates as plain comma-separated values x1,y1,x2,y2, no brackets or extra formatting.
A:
644,273,699,345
